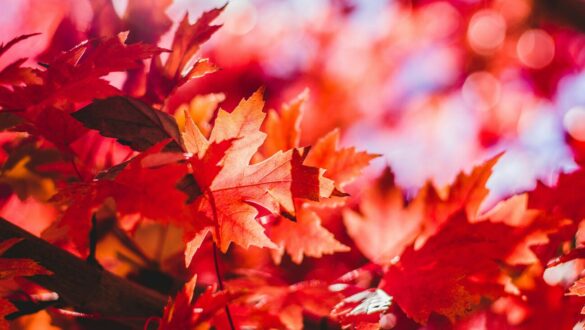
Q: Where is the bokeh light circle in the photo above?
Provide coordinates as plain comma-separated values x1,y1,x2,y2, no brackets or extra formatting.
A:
564,106,585,141
516,29,555,69
462,71,502,111
467,10,506,54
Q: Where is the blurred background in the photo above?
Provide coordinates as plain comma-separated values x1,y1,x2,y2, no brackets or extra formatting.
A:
1,0,585,208
2,1,585,328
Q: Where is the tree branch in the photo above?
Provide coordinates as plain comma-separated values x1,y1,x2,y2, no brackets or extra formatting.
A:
0,217,167,328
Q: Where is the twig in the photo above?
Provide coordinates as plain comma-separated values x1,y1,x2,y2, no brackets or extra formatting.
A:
213,241,235,330
206,188,236,330
0,217,167,328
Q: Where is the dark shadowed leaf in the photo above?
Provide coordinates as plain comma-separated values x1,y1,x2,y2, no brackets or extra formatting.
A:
72,96,184,151
0,113,23,131
176,173,203,204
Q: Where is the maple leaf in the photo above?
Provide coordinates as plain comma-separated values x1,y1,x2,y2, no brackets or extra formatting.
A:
261,89,306,157
0,238,52,279
520,168,585,265
304,129,380,190
414,154,502,243
510,275,584,329
88,0,172,45
0,33,164,151
175,93,225,136
183,89,327,255
379,211,534,324
443,154,502,219
147,6,224,102
0,34,41,59
259,91,376,264
343,167,425,264
46,143,197,250
330,288,393,329
528,167,585,222
0,299,16,330
72,96,184,152
157,275,234,329
0,238,52,328
0,34,41,131
568,278,585,298
269,206,350,264
566,277,585,315
226,271,343,330
22,105,89,151
0,34,42,87
31,32,163,106
0,58,42,87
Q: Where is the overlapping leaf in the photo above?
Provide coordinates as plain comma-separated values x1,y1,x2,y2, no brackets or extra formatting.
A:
330,288,393,329
379,211,535,324
226,271,342,330
343,167,425,264
72,96,184,151
46,143,196,250
183,89,330,257
0,32,164,150
258,92,377,263
146,6,224,102
0,238,52,328
158,275,234,329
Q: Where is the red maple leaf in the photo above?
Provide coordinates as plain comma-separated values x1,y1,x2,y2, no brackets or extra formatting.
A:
330,288,394,330
528,167,585,222
0,238,52,328
379,211,535,324
0,32,164,151
46,142,196,250
0,34,42,87
525,168,585,264
157,275,235,330
146,6,224,103
225,271,343,330
269,206,350,264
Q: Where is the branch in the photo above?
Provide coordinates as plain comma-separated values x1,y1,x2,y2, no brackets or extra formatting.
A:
0,217,167,328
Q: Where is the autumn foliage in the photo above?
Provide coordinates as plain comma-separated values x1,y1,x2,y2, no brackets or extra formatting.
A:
2,0,585,329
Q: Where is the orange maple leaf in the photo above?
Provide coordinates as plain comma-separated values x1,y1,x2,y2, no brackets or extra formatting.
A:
259,91,377,264
304,128,380,190
183,89,331,260
343,167,425,264
269,206,350,264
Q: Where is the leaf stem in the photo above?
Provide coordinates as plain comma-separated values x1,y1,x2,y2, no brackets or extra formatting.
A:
212,241,235,330
206,188,235,329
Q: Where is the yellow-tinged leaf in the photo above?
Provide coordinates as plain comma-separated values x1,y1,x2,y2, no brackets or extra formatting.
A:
175,93,225,135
